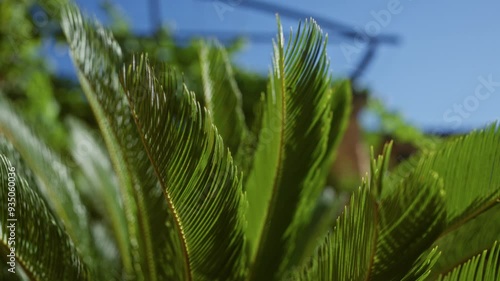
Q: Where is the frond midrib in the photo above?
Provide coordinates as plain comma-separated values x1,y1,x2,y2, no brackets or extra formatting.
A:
76,71,138,277
436,195,499,241
437,246,495,278
247,30,287,281
126,91,193,281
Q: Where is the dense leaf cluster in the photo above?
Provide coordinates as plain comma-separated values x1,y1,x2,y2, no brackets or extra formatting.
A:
1,3,499,281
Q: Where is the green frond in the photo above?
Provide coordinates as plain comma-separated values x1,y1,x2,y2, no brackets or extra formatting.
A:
401,247,441,281
370,142,393,199
62,6,187,280
292,184,378,281
0,143,90,281
293,150,446,281
370,167,446,280
286,80,353,268
0,99,92,263
427,204,500,278
437,242,500,281
199,40,249,159
244,17,341,280
120,55,248,280
67,118,131,275
390,124,500,226
4,2,498,280
388,124,500,277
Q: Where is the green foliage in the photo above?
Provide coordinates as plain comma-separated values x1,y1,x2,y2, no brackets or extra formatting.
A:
121,55,248,280
244,18,349,280
0,140,90,281
0,98,93,257
293,146,446,281
0,0,69,151
437,242,500,281
199,40,249,159
0,3,499,281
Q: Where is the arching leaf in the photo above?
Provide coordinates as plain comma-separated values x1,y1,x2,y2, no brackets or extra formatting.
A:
401,248,441,281
62,6,187,280
0,98,93,266
199,40,249,159
0,142,90,281
67,118,131,275
291,184,377,281
370,168,446,280
120,55,248,280
292,150,446,281
429,205,500,279
325,80,353,166
245,18,339,280
437,242,500,281
389,124,500,277
389,124,500,226
287,80,353,268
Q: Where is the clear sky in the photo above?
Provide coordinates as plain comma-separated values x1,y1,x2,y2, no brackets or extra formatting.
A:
68,0,500,132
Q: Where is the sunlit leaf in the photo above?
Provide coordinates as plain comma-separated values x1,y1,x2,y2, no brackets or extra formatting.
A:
62,6,186,280
120,55,248,280
0,141,90,281
245,17,340,280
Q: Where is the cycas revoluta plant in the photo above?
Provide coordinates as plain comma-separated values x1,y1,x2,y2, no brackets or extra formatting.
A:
1,4,500,281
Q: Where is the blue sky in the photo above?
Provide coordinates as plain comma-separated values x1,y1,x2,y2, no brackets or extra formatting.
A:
68,0,500,132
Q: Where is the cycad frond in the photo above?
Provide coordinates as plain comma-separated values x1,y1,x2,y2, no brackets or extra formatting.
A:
426,204,500,280
293,184,378,280
199,40,249,159
389,124,500,276
0,142,90,281
120,55,248,280
437,242,500,281
390,124,500,225
401,248,441,281
287,79,353,268
67,118,130,274
370,167,446,280
244,17,345,280
293,147,446,281
0,98,92,263
3,2,499,280
62,6,186,280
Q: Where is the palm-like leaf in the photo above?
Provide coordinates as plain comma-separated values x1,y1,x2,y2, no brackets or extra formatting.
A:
120,55,248,280
0,141,90,281
426,203,500,280
371,168,445,280
199,40,249,159
63,5,248,280
62,7,185,280
325,80,353,164
293,147,446,281
0,98,93,264
1,2,499,281
67,118,130,275
389,124,500,276
292,184,378,281
287,79,352,268
437,242,500,280
389,124,500,224
244,18,348,280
